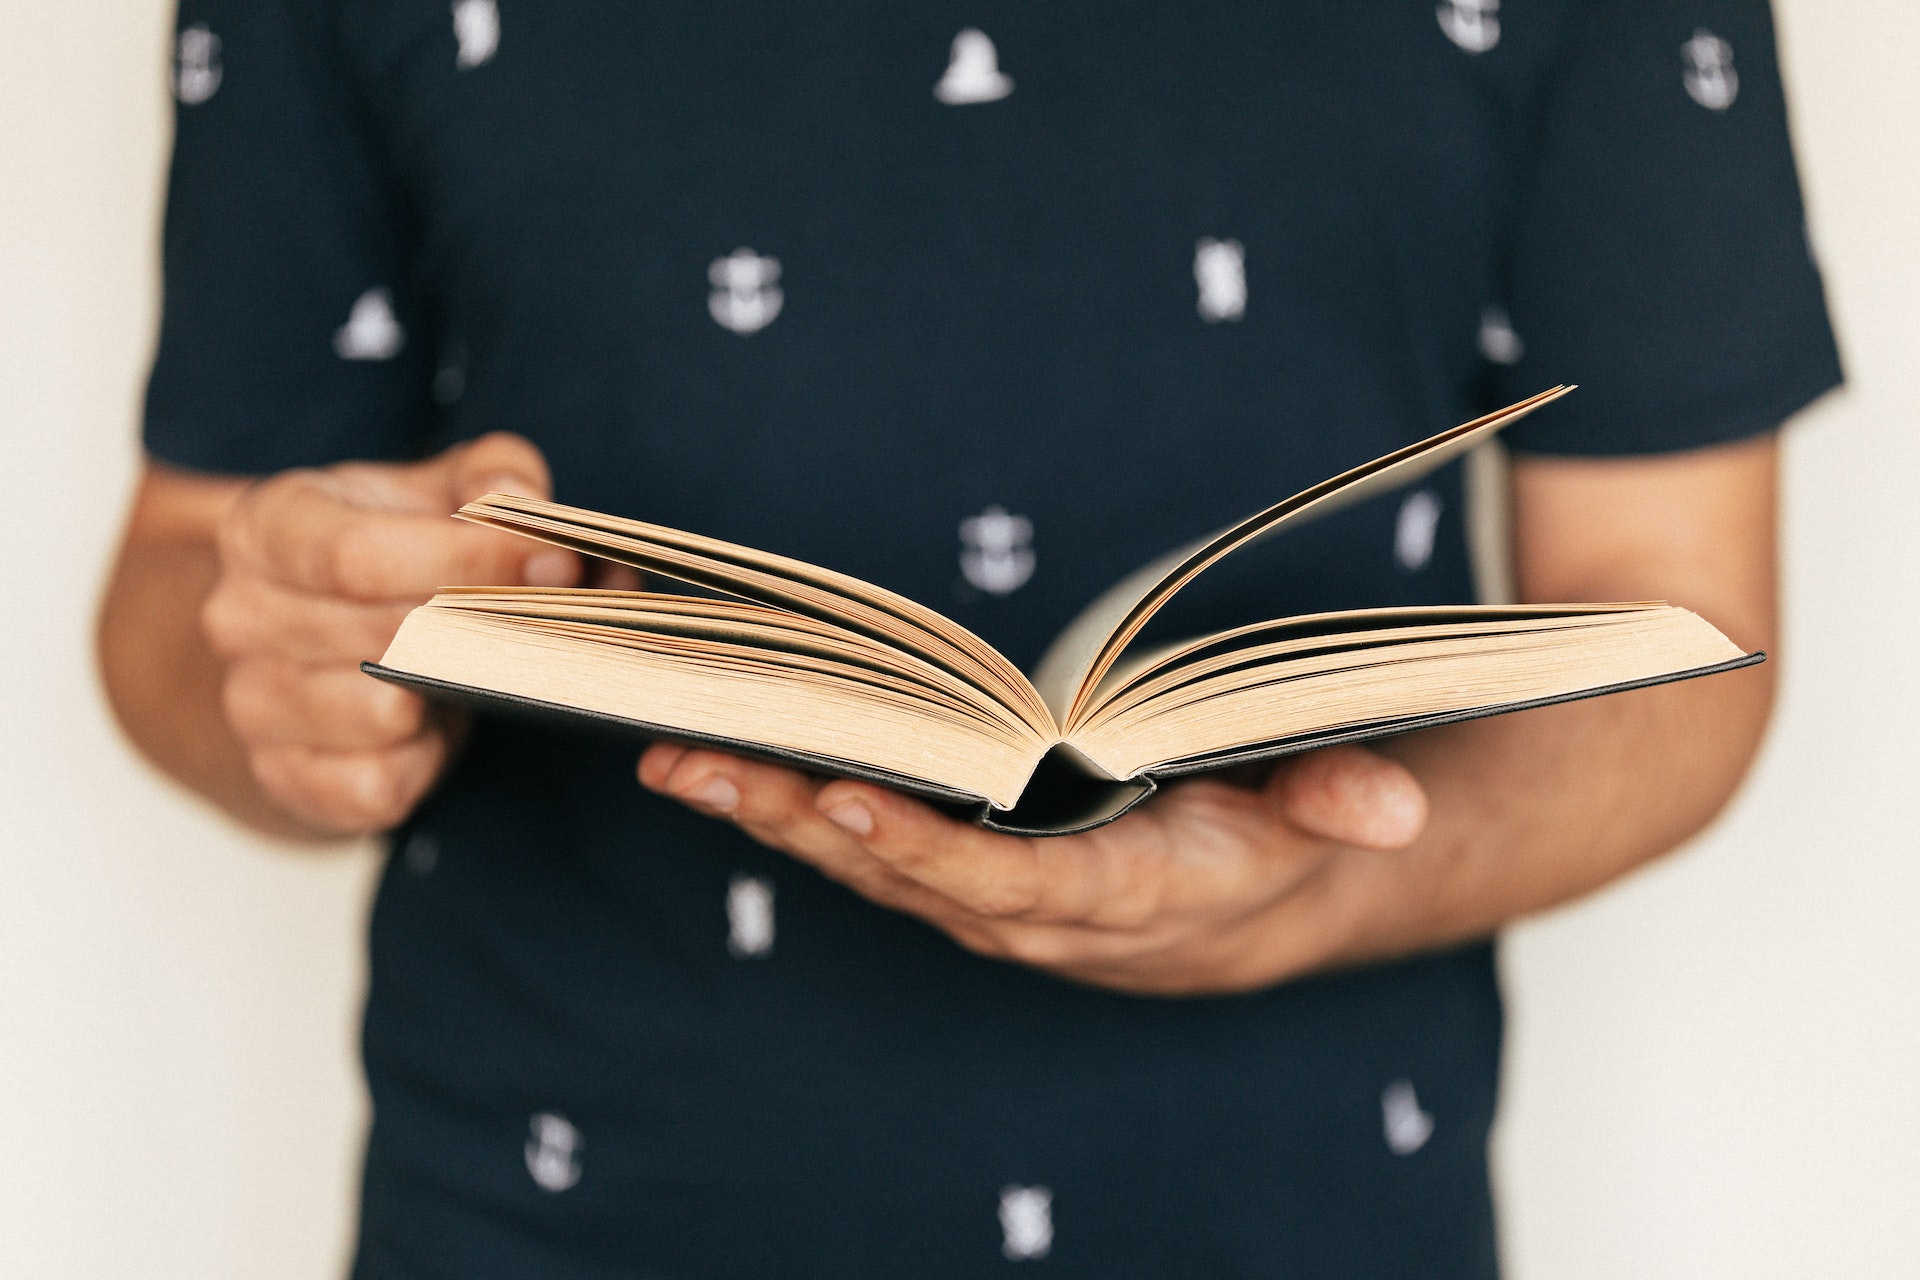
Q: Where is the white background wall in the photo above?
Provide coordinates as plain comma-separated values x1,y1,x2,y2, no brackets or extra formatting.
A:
1,3,1913,1275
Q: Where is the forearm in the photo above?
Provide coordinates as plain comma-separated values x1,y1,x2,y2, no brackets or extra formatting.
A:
1303,660,1774,971
1288,435,1782,974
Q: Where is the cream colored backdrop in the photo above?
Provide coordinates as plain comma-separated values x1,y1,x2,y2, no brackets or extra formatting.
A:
1,3,1913,1275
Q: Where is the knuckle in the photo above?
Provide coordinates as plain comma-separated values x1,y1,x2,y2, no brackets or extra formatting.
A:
735,793,791,833
198,588,247,655
1093,890,1159,932
737,786,806,836
212,507,252,569
468,430,529,457
966,847,1045,920
217,473,299,568
337,679,419,747
325,527,379,598
246,746,317,817
970,876,1043,921
1000,929,1073,969
467,431,548,478
838,863,915,911
1098,862,1169,931
947,921,1015,961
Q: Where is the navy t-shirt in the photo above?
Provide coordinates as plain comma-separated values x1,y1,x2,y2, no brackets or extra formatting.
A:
145,3,1840,1276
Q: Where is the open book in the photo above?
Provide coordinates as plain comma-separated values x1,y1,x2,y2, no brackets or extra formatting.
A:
366,388,1759,834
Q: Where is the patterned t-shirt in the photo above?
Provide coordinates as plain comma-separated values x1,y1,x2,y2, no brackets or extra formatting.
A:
145,2,1840,1276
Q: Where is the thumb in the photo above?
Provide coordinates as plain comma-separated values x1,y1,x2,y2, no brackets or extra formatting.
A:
400,432,578,589
1271,746,1428,851
439,431,555,507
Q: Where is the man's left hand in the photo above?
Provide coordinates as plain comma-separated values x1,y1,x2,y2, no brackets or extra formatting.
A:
638,743,1426,995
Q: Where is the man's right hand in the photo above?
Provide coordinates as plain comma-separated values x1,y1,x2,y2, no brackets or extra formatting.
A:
193,433,582,836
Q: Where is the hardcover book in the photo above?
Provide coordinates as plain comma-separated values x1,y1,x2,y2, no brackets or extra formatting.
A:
366,387,1759,834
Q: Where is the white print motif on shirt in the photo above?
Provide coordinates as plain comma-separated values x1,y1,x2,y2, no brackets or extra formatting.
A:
1682,29,1739,111
452,0,500,69
1394,490,1443,572
1437,0,1500,55
173,25,223,105
1381,1079,1436,1155
999,1185,1054,1260
959,507,1036,595
1477,305,1524,365
708,248,784,335
726,875,775,958
1194,238,1247,323
334,288,406,361
934,29,1013,105
402,831,438,877
525,1112,583,1191
433,361,466,406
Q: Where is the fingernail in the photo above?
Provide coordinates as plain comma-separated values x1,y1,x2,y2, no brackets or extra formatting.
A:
1386,788,1428,841
524,550,578,587
637,744,686,789
822,801,874,838
475,472,542,500
682,776,739,815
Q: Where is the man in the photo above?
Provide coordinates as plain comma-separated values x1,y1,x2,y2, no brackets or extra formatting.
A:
99,2,1838,1275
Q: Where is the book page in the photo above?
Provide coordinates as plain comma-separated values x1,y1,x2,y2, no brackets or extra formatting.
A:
426,589,1041,741
1067,603,1745,781
1031,387,1574,728
378,607,1045,807
1079,601,1655,718
454,496,1055,732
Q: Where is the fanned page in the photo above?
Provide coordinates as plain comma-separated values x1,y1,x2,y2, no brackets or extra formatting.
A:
374,588,1049,807
1030,385,1574,727
454,495,1054,733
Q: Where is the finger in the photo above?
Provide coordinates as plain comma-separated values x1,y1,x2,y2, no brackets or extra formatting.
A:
324,431,554,513
1270,746,1428,850
223,471,579,601
810,780,1071,922
645,747,859,855
441,431,555,506
637,741,690,788
248,733,451,835
765,772,1205,971
639,749,985,925
589,561,645,591
827,774,1326,931
814,779,1179,929
223,661,427,750
639,750,1270,981
201,575,416,664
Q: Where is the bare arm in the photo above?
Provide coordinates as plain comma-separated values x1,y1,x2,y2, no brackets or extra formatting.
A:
1313,432,1777,969
95,435,587,842
634,433,1779,993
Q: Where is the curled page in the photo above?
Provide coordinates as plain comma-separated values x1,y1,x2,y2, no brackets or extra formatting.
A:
1032,387,1574,729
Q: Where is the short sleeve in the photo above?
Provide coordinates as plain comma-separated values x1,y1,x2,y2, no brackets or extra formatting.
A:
1492,0,1842,455
144,0,433,475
